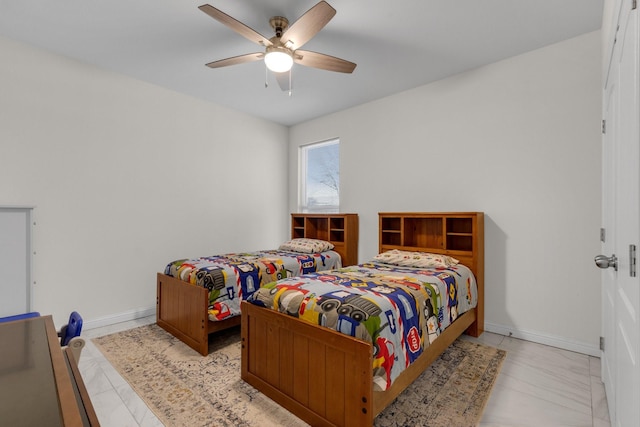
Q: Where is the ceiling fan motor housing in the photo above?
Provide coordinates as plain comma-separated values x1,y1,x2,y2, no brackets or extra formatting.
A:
269,16,289,38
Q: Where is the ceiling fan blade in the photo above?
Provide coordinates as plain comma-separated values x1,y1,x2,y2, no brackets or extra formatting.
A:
294,50,356,73
275,72,291,92
199,4,272,47
280,1,336,49
205,52,264,68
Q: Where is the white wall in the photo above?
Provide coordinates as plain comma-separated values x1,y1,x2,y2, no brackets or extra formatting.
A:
0,30,603,355
0,36,289,328
289,31,602,355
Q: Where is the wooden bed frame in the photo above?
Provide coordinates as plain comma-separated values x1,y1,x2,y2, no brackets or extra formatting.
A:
241,212,484,426
156,213,358,356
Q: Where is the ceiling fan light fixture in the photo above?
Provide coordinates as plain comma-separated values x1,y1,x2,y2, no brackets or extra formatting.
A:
264,47,293,73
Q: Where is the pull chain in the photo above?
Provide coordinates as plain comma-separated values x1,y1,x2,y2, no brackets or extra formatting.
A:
265,65,268,88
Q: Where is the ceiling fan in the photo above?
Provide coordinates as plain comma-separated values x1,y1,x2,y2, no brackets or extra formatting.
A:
198,1,356,92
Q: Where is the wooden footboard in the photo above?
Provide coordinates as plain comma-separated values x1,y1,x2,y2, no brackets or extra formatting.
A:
241,300,374,426
156,273,240,356
241,300,479,426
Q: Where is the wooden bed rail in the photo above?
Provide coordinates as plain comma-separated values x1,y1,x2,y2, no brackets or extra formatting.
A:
372,309,477,414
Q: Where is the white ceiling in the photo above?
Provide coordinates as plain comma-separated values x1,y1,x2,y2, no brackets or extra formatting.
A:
0,1,603,126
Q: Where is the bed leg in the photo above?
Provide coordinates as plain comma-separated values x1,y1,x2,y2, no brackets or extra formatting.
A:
465,310,483,337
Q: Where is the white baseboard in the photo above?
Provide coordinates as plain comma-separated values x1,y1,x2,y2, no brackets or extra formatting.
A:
485,321,600,357
83,306,156,331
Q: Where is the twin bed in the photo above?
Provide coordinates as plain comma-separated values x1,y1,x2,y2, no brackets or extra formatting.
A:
156,213,358,356
156,211,484,426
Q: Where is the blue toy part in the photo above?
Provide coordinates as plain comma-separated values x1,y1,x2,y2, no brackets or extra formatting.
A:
59,311,83,346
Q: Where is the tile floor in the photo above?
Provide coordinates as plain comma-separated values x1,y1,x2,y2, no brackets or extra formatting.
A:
78,316,611,427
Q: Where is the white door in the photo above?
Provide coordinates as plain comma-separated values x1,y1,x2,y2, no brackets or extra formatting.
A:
600,1,640,426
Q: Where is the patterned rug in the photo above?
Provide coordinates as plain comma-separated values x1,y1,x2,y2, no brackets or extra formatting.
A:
93,323,506,427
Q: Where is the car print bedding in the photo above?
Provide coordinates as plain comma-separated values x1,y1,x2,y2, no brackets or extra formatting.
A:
246,261,478,391
164,249,342,322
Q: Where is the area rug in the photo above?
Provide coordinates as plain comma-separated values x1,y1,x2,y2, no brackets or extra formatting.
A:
93,324,506,427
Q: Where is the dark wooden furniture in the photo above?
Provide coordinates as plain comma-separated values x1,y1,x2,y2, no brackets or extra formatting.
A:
241,212,484,427
157,213,359,356
0,315,100,427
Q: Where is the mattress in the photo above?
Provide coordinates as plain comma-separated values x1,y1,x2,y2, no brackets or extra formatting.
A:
164,249,342,321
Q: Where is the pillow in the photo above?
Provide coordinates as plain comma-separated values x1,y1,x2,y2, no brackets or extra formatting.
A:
279,238,334,254
373,249,458,268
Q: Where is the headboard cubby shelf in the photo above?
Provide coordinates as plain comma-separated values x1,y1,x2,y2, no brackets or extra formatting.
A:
291,213,359,267
379,212,484,266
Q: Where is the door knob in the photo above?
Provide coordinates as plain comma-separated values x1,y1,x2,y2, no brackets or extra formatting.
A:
595,254,618,270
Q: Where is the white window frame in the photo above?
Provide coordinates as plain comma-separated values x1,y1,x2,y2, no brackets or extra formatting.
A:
298,138,340,213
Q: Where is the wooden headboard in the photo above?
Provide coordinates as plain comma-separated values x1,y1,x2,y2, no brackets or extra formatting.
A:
290,213,359,267
378,212,484,336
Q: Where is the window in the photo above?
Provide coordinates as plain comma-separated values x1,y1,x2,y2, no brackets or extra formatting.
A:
299,139,339,212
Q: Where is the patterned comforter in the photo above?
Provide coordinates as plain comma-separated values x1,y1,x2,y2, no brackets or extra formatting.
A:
164,250,342,322
247,261,478,391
